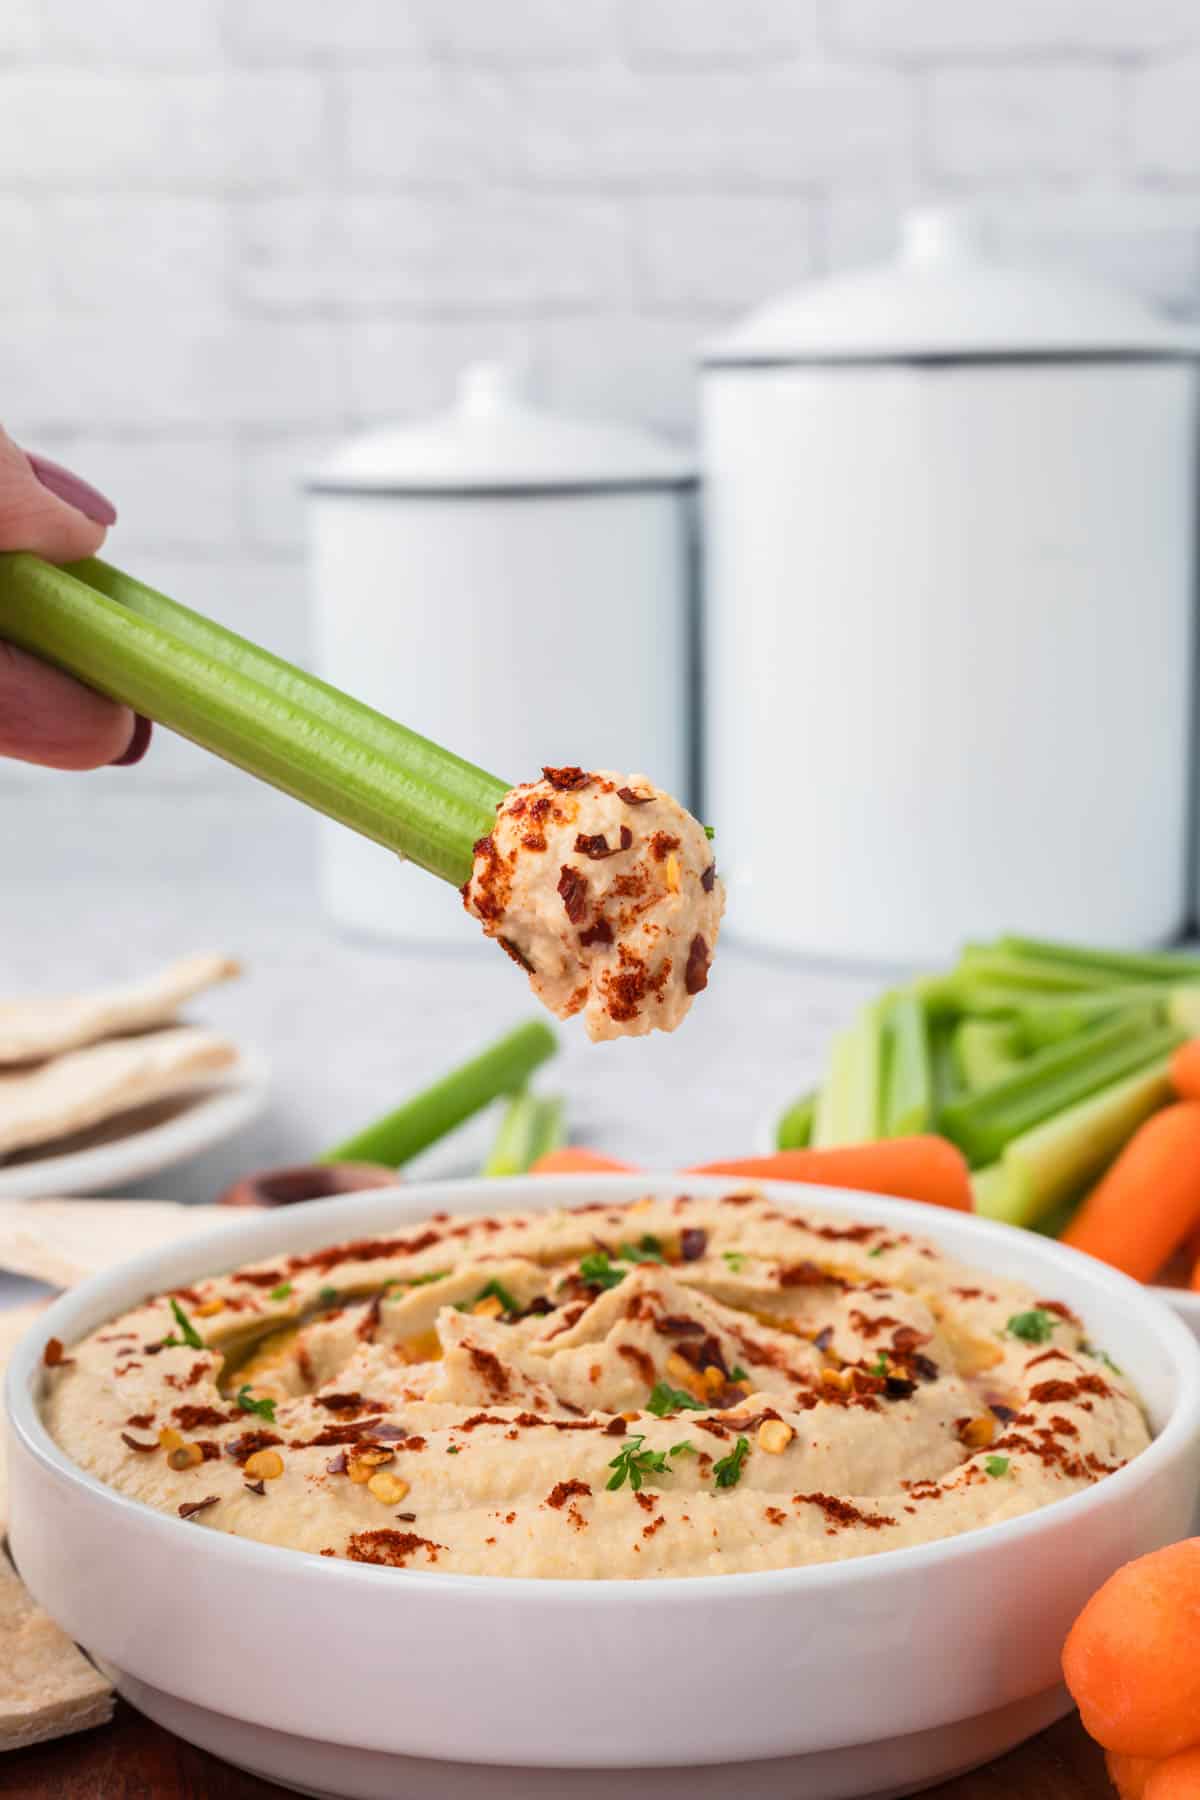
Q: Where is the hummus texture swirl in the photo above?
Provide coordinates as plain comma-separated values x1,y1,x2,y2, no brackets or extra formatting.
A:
462,767,725,1041
42,1194,1150,1579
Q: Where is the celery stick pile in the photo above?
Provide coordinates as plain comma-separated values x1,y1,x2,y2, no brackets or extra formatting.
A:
776,935,1200,1232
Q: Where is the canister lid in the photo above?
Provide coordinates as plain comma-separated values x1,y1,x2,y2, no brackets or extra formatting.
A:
705,206,1200,366
310,361,695,495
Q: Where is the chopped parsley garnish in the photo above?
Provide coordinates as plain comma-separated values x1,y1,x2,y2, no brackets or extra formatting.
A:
475,1277,520,1315
579,1251,626,1291
318,1286,339,1305
669,1439,697,1457
704,825,715,840
409,1270,449,1286
722,1251,747,1274
646,1381,707,1418
869,1353,889,1377
868,1244,885,1258
713,1435,750,1490
163,1298,203,1351
236,1386,277,1422
984,1455,1011,1479
729,1365,748,1383
446,1445,461,1455
619,1234,665,1265
606,1434,671,1492
269,1282,293,1301
1006,1309,1056,1345
1081,1341,1123,1375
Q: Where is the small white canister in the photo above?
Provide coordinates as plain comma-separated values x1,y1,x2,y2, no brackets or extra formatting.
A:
308,363,695,944
701,208,1199,964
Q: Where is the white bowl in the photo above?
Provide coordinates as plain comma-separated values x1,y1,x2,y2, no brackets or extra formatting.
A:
7,1175,1200,1800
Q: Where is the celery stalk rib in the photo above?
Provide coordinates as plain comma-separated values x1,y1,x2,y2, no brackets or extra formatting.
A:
320,1021,557,1167
483,1091,566,1177
0,554,508,886
776,1090,817,1152
998,935,1200,984
881,992,932,1137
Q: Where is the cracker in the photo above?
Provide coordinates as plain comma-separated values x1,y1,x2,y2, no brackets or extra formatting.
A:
0,952,240,1067
0,1200,229,1290
0,1027,238,1158
0,1304,47,1534
0,1551,113,1751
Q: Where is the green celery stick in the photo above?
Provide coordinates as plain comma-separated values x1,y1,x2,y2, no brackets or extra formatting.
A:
0,554,508,886
320,1021,557,1166
974,1056,1174,1229
811,1000,884,1147
1016,987,1165,1050
1032,1193,1085,1240
928,1014,961,1126
776,1090,817,1151
941,1012,1179,1169
952,1018,1026,1093
939,982,1055,1019
1168,986,1200,1036
953,947,1120,994
998,935,1200,984
880,991,932,1136
483,1091,566,1177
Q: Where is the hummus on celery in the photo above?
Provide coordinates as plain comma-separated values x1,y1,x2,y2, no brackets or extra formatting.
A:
462,768,725,1041
43,1195,1150,1578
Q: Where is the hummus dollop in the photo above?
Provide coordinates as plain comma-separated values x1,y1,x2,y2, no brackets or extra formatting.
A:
44,1194,1150,1579
462,768,725,1041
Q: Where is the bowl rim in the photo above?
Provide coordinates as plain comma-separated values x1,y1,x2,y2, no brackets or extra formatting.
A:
8,1172,1200,1606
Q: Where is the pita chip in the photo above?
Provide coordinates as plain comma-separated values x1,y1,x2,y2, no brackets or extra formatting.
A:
0,1027,237,1158
0,1304,46,1534
0,953,240,1067
0,1200,229,1290
0,1552,113,1751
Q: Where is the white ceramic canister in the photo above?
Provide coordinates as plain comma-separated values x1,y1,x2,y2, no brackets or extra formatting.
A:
701,208,1199,964
308,363,695,944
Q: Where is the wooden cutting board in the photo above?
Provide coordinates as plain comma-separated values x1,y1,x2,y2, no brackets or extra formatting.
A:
0,1702,1110,1797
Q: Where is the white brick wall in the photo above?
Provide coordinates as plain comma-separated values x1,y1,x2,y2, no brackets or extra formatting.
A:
1,1,1199,803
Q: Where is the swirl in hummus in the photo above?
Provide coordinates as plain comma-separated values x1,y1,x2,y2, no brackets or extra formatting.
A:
42,1194,1149,1578
462,767,725,1041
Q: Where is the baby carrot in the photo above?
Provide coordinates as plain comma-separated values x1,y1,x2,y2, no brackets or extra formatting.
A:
1169,1040,1200,1103
1108,1753,1160,1800
530,1147,636,1176
686,1137,973,1213
1061,1103,1200,1282
1145,1749,1200,1799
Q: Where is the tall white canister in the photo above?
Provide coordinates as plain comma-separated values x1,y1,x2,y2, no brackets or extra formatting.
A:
308,363,695,944
701,208,1198,963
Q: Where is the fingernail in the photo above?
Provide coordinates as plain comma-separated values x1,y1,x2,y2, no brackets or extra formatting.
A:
110,714,153,767
27,452,118,527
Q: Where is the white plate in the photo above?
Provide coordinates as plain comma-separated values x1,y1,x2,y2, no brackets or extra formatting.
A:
0,1047,270,1198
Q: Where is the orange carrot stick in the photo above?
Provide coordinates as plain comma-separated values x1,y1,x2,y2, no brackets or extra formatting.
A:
1170,1041,1200,1103
1060,1103,1200,1282
1145,1748,1200,1799
530,1147,636,1176
1063,1539,1200,1759
686,1137,973,1213
1108,1753,1160,1800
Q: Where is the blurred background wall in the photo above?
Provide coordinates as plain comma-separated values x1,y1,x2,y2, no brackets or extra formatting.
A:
4,0,1200,837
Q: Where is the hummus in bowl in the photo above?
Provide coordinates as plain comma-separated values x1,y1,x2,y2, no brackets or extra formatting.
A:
39,1189,1151,1577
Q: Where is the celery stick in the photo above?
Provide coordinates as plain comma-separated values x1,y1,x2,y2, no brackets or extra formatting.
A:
941,1014,1179,1169
880,992,932,1137
953,947,1118,994
1017,988,1164,1050
776,1090,816,1151
998,935,1200,984
941,983,1057,1019
811,1001,884,1147
976,1056,1174,1229
483,1091,565,1177
1168,986,1200,1036
0,554,508,886
1032,1193,1084,1240
928,1014,960,1125
952,1019,1025,1092
969,1165,1007,1215
320,1021,557,1166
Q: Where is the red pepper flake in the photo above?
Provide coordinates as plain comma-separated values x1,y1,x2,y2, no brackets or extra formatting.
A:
650,831,681,862
557,865,588,924
315,1392,369,1414
232,1269,287,1289
522,831,547,852
125,1413,155,1430
344,1529,444,1568
547,1479,592,1510
764,1506,787,1526
172,1405,233,1431
617,1343,657,1385
642,1515,666,1540
680,1229,708,1262
121,1432,157,1453
684,934,710,995
617,786,652,805
42,1338,71,1368
793,1492,896,1531
575,828,633,860
466,1344,511,1399
245,1479,267,1496
178,1496,220,1520
226,1429,283,1465
543,765,590,792
701,863,716,893
579,917,614,948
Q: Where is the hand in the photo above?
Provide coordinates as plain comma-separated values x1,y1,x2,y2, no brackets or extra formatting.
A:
0,428,149,768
